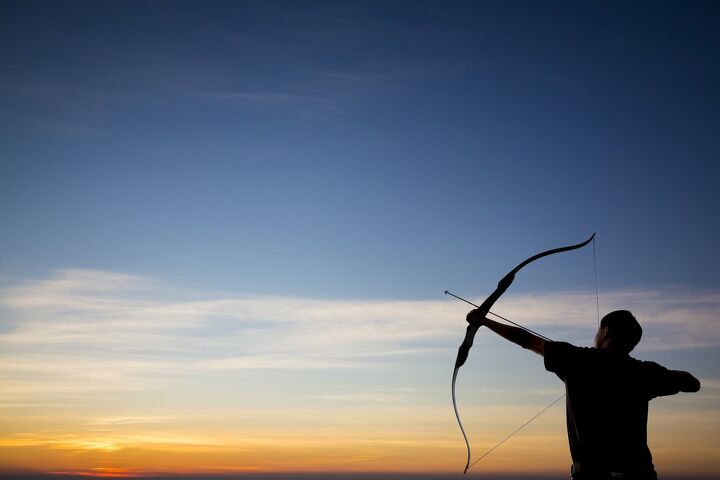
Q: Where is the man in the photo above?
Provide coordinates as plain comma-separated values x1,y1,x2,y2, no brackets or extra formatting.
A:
466,309,701,480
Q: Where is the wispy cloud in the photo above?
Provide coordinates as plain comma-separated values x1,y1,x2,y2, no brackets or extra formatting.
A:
193,67,399,112
87,416,178,426
197,91,324,105
2,269,719,352
308,392,411,403
0,269,718,404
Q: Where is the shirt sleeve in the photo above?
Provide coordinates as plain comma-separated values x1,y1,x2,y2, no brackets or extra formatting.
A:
544,341,580,381
641,361,685,399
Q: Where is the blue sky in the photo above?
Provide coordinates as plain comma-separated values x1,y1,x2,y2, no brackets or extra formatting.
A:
1,1,719,475
2,0,718,297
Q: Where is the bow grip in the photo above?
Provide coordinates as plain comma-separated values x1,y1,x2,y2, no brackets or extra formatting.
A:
455,323,480,368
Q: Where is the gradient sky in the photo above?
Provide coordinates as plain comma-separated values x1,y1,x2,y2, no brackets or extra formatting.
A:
1,1,719,477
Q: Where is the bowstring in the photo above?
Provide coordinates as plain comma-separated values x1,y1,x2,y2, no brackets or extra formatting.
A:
594,234,600,325
461,234,601,472
466,394,565,471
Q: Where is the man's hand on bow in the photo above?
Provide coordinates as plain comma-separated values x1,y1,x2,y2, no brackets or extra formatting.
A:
466,309,487,327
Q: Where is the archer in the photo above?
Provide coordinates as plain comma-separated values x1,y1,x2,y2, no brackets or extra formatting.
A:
466,308,701,480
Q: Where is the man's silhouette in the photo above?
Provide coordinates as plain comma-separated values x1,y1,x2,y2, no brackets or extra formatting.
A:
466,309,701,480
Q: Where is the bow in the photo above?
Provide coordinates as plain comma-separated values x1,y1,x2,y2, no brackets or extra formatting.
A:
451,233,596,473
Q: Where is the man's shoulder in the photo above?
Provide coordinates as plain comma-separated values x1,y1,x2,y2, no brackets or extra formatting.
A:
544,341,594,376
546,341,592,356
626,355,668,373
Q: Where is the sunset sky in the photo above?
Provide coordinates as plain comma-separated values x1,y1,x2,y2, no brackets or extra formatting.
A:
1,1,719,478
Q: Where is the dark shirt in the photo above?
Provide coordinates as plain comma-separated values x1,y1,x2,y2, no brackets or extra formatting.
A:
544,341,684,475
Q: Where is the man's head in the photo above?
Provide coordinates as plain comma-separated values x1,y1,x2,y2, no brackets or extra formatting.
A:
594,310,642,354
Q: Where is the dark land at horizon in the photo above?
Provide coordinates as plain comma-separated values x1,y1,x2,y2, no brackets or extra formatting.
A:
3,472,720,480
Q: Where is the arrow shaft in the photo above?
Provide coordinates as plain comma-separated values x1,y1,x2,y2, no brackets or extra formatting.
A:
445,290,552,342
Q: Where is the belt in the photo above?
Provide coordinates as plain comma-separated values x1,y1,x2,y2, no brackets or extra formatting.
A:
571,463,657,480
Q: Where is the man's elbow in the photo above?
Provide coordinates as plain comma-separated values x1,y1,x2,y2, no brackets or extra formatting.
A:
679,372,701,392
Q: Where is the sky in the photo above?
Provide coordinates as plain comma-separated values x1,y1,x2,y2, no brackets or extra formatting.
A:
1,0,719,477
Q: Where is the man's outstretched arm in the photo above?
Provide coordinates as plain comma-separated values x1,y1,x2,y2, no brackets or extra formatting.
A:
648,365,701,397
467,309,547,356
669,370,701,392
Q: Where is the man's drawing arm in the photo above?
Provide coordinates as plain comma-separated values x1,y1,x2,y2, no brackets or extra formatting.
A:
646,362,702,397
669,369,701,392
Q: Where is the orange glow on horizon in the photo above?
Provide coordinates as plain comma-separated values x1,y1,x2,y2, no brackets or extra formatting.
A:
2,400,719,476
47,468,143,478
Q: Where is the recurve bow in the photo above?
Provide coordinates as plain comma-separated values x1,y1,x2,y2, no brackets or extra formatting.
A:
451,233,595,473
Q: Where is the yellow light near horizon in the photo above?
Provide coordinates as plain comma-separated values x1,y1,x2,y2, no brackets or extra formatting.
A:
2,408,718,477
1,270,719,477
